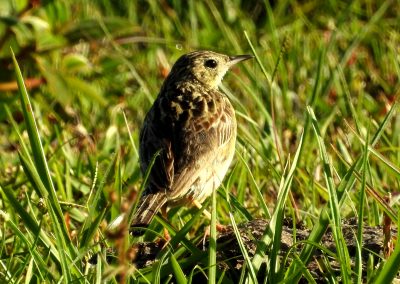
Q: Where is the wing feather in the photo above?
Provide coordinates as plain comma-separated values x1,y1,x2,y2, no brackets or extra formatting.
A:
139,89,236,202
169,94,236,198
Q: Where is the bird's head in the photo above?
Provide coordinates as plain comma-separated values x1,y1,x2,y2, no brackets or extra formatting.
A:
168,50,253,89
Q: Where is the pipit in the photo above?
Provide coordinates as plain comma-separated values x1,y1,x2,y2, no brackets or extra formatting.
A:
131,50,253,234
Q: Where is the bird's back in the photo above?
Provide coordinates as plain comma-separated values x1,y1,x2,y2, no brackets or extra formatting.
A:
139,80,236,203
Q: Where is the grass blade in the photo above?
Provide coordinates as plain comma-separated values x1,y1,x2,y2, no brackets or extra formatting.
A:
355,127,370,284
307,106,351,283
229,213,257,283
0,207,56,281
11,50,69,238
268,131,305,281
236,150,270,218
286,98,397,281
208,186,217,284
251,131,304,279
170,253,188,284
11,49,77,281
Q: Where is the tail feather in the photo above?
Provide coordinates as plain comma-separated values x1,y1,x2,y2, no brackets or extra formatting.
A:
130,192,167,235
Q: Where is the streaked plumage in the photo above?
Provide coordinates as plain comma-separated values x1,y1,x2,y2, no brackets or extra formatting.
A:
131,51,252,233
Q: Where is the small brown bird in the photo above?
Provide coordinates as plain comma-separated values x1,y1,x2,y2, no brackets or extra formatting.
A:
131,50,253,234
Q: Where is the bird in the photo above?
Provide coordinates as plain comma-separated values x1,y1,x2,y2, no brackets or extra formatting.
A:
130,50,253,235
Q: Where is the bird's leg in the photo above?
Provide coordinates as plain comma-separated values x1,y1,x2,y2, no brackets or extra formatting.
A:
192,200,229,249
192,200,227,232
161,206,171,243
154,206,172,249
192,200,211,219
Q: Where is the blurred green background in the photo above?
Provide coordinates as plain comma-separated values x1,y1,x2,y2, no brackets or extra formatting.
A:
1,0,399,282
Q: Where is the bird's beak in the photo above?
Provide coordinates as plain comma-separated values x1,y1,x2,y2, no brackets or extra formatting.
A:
229,54,254,65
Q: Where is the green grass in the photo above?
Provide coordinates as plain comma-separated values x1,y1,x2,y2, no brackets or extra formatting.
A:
1,0,400,283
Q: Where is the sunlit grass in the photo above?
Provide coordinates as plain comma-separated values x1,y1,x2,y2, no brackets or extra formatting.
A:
1,0,399,283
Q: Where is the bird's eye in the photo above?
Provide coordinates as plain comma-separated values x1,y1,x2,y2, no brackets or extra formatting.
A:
204,59,218,68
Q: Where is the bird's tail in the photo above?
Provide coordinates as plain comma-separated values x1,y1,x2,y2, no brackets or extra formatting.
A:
130,192,167,236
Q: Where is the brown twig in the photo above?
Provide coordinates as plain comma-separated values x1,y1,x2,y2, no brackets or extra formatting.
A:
0,77,45,91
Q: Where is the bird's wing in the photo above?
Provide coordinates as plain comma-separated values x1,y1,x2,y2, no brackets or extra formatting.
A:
139,89,236,201
139,102,174,194
169,90,236,198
